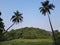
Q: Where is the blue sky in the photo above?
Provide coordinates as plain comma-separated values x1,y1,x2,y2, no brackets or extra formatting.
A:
0,0,60,31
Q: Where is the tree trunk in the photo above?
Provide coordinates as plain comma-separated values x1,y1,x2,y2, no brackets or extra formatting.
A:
3,23,15,34
6,23,15,31
47,14,56,45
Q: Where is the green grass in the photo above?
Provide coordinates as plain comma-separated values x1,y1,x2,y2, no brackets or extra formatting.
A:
0,39,53,45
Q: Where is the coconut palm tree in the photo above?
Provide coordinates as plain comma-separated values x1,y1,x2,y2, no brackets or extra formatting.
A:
39,0,56,45
6,10,23,31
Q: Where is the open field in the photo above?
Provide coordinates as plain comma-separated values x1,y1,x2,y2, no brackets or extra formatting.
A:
0,39,54,45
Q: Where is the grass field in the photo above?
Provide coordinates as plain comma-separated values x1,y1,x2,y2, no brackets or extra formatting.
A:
0,39,53,45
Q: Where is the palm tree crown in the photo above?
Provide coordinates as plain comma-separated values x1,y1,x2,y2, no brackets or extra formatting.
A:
39,0,55,15
11,11,23,24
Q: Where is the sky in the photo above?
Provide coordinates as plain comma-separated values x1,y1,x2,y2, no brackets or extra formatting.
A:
0,0,60,31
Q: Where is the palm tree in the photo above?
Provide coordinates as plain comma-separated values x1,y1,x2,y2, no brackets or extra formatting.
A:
39,0,56,45
6,10,23,31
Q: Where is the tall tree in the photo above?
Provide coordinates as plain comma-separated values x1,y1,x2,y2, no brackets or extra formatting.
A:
0,12,5,41
6,11,23,31
39,0,56,45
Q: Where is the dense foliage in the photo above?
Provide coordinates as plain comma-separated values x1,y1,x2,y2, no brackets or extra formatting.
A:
4,27,51,40
54,30,60,45
0,12,5,41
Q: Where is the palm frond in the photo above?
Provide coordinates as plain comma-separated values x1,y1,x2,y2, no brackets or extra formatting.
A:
11,15,15,20
49,4,55,10
47,9,51,14
41,2,45,7
44,0,49,6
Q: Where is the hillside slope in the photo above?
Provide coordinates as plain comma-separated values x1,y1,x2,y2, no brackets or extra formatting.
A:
4,27,51,40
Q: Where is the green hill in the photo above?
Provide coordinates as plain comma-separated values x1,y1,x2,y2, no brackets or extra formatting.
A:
4,27,51,40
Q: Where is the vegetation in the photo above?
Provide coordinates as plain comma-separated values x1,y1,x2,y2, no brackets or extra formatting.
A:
0,12,5,41
39,0,56,45
0,0,60,45
54,30,60,45
0,39,53,45
4,27,51,40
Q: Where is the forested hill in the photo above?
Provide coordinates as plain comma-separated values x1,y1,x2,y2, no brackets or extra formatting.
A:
5,27,51,40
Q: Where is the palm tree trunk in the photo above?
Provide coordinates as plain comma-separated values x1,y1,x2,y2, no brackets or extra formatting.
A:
3,23,15,34
6,22,15,31
47,14,56,45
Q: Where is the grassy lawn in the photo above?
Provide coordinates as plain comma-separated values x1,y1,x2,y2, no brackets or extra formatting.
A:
0,39,53,45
